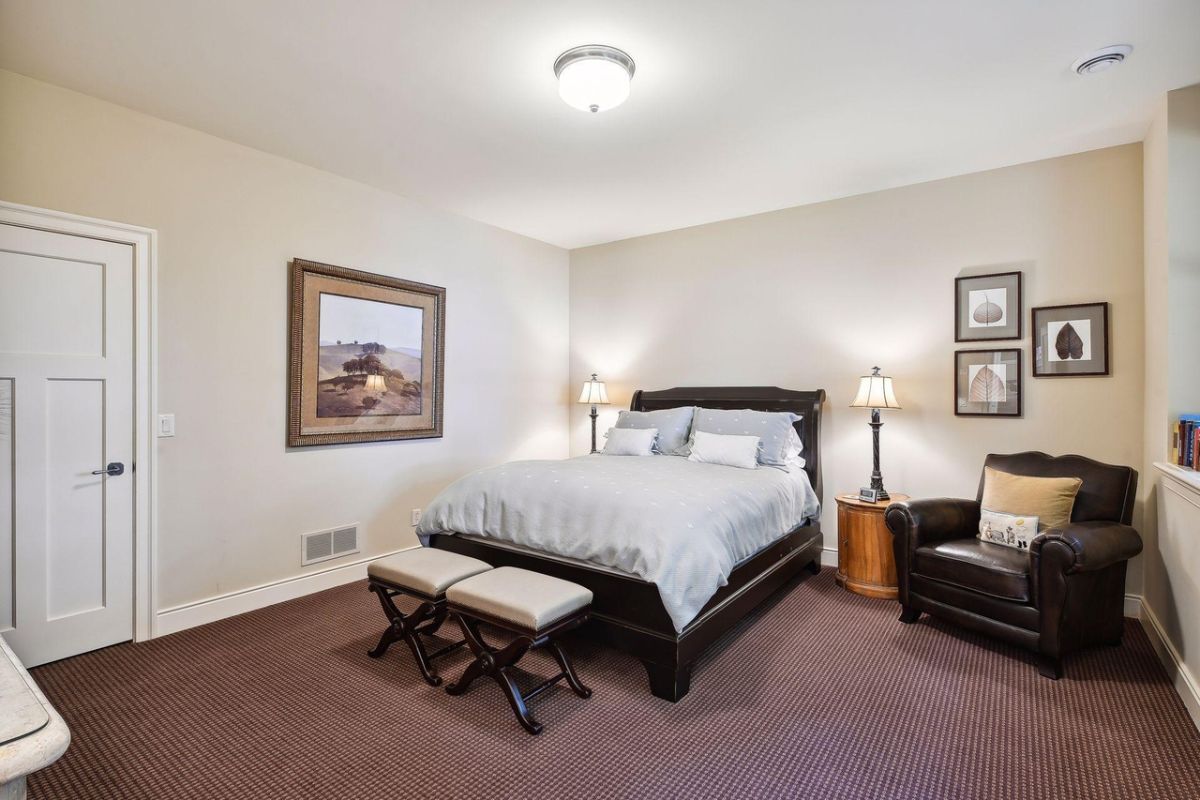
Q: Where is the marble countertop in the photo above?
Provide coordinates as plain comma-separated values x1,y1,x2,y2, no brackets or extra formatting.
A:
0,637,70,786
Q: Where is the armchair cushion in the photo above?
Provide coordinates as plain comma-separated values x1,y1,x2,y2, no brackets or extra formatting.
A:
914,540,1031,602
1031,521,1143,575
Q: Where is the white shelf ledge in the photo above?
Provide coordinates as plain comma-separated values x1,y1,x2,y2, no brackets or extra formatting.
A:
1155,462,1200,495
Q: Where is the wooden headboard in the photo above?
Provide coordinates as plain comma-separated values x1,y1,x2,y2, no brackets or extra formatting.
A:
630,386,826,503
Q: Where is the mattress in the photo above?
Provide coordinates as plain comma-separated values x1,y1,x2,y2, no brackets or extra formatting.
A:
416,454,820,631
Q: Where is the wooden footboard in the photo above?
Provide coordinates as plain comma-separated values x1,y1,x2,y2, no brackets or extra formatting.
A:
429,521,823,701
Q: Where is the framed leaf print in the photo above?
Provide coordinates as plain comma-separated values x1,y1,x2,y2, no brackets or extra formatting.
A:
955,271,1022,342
1032,302,1109,377
955,349,1022,417
288,258,445,447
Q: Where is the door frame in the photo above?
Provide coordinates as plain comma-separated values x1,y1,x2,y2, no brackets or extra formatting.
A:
1,200,159,643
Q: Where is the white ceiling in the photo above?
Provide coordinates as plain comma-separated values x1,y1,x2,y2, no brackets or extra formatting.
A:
2,1,1198,249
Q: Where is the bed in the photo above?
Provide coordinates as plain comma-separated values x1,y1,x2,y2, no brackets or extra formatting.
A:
422,386,825,701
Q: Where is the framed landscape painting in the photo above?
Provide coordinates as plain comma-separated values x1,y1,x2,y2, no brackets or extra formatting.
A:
955,271,1022,342
955,349,1022,417
288,258,445,447
1032,302,1109,377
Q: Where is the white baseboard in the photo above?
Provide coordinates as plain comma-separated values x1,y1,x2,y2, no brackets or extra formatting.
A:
821,546,838,567
153,547,413,637
1124,593,1142,619
1139,601,1200,733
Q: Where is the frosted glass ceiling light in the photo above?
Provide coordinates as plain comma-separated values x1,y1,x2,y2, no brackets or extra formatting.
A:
554,45,635,113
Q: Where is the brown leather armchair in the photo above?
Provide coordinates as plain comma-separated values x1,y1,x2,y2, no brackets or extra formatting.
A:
885,452,1141,679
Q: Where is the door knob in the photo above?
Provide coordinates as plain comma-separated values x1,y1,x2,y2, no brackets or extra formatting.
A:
91,462,125,477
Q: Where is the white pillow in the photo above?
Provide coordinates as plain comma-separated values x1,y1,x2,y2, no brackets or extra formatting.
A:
602,427,658,456
978,509,1040,551
784,426,805,469
687,430,760,470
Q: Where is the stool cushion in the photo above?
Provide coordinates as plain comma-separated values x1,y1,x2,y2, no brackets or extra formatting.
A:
447,567,592,631
367,548,491,597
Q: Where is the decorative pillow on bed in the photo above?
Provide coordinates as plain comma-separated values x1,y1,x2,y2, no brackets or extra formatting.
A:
690,408,800,467
687,430,760,470
615,407,694,455
602,427,658,456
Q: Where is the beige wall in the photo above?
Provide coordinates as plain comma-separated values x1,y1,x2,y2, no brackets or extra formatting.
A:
570,144,1145,591
1141,84,1200,714
0,67,1157,627
1166,85,1200,419
0,71,570,610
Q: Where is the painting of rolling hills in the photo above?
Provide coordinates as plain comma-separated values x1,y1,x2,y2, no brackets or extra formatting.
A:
316,293,423,418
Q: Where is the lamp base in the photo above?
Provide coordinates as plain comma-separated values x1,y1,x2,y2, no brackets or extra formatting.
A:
867,411,889,502
589,406,599,454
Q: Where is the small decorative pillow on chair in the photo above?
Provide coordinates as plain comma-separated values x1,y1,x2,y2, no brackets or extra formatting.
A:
980,466,1083,532
687,430,760,470
602,427,658,456
978,510,1040,550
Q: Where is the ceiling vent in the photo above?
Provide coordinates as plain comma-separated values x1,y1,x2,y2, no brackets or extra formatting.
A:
1071,45,1132,75
301,524,360,566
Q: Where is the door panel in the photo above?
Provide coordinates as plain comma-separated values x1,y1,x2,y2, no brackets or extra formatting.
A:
45,378,106,620
0,249,105,356
0,223,134,666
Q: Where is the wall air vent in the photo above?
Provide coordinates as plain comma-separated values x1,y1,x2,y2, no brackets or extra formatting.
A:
301,524,360,566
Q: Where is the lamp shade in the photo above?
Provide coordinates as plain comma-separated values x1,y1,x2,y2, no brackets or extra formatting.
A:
578,373,610,405
850,367,901,410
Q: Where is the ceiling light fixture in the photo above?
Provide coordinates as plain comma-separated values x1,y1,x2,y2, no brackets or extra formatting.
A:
1071,45,1132,75
554,44,635,113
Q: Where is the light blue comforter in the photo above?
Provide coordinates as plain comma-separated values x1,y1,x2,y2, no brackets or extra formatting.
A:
416,455,820,632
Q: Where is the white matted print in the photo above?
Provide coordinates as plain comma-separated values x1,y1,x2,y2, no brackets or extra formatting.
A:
1046,319,1091,362
956,348,1021,416
967,288,1007,328
967,363,1007,402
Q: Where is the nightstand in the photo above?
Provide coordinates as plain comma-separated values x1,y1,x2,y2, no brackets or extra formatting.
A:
835,493,908,599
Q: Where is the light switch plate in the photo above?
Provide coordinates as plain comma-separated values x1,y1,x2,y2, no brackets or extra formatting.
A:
157,413,176,438
411,508,422,526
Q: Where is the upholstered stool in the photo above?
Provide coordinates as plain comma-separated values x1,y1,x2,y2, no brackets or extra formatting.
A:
366,548,492,686
444,566,593,735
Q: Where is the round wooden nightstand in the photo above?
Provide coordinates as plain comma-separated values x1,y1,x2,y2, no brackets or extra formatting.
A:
835,494,908,599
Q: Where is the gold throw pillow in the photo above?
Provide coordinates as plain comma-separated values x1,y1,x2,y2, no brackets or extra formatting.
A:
980,467,1082,532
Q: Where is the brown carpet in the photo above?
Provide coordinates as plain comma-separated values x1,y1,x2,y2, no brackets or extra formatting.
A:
28,569,1200,799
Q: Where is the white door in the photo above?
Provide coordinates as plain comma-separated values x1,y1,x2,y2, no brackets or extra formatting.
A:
0,222,135,667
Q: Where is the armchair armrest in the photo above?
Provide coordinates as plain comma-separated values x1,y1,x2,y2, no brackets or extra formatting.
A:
1031,521,1143,574
885,498,981,552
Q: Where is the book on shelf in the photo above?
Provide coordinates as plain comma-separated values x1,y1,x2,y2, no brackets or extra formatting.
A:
1175,414,1200,469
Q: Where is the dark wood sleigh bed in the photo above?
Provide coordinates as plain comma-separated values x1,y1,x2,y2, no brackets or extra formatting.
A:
429,386,826,702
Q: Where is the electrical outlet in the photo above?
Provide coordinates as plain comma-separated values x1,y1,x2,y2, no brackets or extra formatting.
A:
411,508,422,526
157,413,175,437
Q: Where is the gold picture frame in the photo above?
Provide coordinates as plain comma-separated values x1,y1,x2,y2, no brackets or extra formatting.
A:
287,258,445,447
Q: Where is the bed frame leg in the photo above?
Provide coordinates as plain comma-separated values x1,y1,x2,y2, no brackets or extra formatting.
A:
642,660,692,702
805,559,821,575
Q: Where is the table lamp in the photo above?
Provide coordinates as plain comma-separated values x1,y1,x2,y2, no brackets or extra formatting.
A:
577,373,610,454
849,366,901,502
